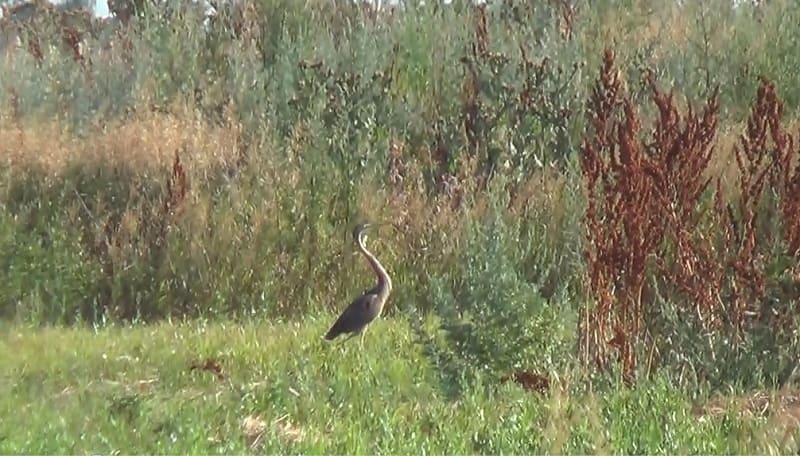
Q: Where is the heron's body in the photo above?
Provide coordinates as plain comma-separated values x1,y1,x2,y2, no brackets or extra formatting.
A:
324,223,392,342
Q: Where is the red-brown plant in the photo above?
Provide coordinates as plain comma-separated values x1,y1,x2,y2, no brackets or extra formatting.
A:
752,80,800,263
579,49,720,382
580,48,656,382
645,73,723,329
721,79,800,335
580,48,800,383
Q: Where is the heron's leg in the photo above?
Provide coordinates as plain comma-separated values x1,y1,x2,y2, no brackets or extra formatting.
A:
359,328,377,382
340,332,358,345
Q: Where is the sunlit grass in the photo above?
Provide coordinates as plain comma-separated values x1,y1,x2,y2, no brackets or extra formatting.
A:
1,319,796,454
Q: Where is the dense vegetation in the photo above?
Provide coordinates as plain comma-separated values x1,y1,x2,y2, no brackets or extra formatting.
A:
1,0,799,453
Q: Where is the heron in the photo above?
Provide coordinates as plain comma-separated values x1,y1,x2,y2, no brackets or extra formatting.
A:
324,222,393,345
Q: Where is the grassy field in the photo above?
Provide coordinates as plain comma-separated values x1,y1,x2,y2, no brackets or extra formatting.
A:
2,0,800,452
2,319,798,454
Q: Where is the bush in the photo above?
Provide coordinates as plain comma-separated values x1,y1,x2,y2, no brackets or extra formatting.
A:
423,184,573,393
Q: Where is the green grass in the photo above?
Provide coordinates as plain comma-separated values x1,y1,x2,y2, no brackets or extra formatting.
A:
0,317,793,454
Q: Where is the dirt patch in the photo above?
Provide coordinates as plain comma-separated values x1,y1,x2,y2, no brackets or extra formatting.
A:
692,388,800,450
242,414,307,449
692,389,800,420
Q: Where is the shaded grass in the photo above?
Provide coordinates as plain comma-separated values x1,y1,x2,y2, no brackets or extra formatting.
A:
0,318,795,454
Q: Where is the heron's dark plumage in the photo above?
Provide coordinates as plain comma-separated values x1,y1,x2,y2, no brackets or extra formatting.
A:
324,292,382,340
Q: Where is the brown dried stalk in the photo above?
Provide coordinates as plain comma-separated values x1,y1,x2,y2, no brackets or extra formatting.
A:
461,3,491,157
474,4,489,57
755,79,800,260
645,76,722,328
728,79,800,332
26,32,43,64
580,49,721,383
726,79,782,336
581,48,643,382
549,0,575,40
462,51,480,155
163,149,188,222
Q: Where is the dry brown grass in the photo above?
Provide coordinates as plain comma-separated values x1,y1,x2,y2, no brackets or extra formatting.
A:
241,413,310,449
703,117,800,205
588,2,690,62
693,388,800,453
0,102,242,175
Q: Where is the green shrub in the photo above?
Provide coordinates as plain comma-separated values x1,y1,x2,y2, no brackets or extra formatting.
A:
423,185,573,393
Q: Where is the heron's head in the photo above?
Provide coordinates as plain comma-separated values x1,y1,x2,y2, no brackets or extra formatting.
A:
352,221,398,247
353,222,372,243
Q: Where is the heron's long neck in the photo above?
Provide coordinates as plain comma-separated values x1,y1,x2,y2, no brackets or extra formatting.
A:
356,235,392,295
